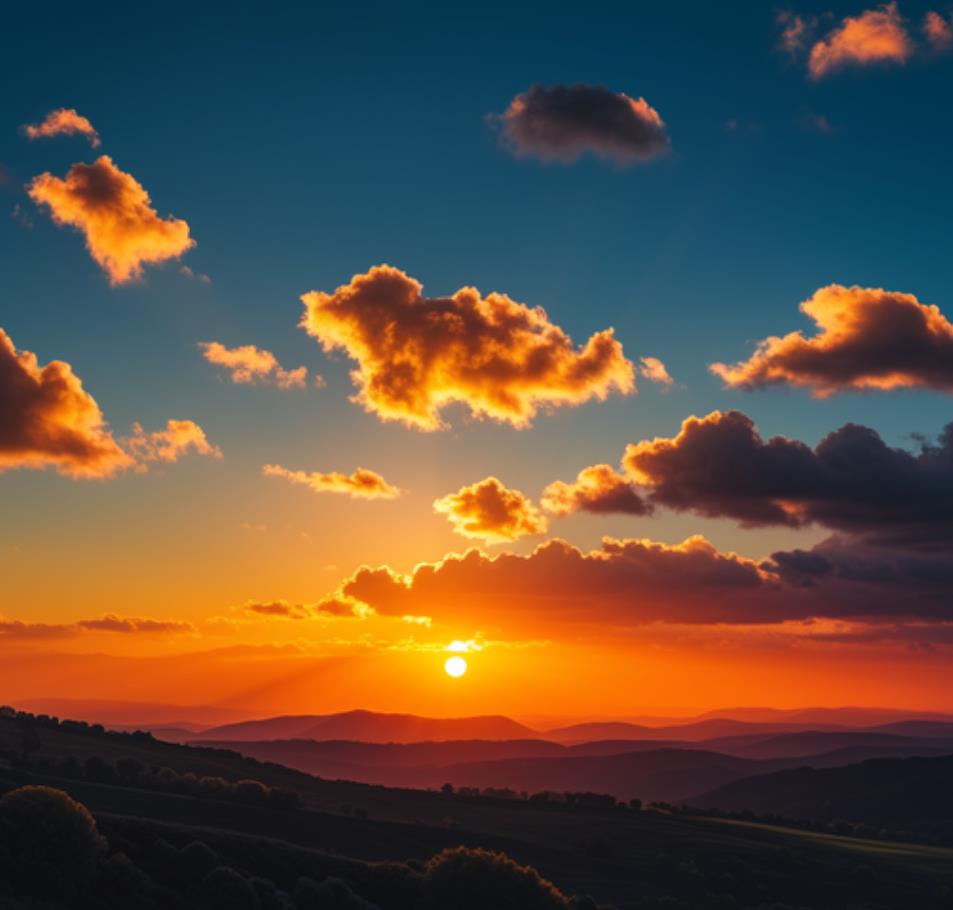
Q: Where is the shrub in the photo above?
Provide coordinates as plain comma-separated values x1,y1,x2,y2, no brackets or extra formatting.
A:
422,847,569,910
0,786,107,899
203,866,262,910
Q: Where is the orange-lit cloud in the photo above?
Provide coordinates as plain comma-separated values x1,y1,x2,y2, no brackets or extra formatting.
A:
638,356,674,387
240,596,370,620
924,10,953,50
262,463,400,499
710,284,953,396
0,326,132,478
125,419,221,468
496,84,670,165
27,156,194,285
339,535,774,627
300,265,634,430
808,3,912,79
433,476,547,543
23,108,100,147
541,464,649,516
0,614,193,639
777,11,812,53
199,341,316,389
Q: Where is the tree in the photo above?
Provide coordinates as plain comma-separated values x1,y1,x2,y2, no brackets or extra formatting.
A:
423,847,570,910
0,786,107,899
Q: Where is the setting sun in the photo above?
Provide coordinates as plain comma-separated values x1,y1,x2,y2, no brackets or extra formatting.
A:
444,655,468,678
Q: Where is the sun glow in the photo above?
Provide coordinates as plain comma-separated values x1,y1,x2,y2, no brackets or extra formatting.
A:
444,655,468,678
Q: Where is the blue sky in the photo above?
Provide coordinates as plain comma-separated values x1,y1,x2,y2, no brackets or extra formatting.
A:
2,0,953,624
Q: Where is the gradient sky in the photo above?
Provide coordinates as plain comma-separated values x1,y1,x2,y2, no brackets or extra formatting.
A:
3,1,953,718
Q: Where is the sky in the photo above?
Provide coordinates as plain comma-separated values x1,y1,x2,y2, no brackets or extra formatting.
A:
2,0,953,720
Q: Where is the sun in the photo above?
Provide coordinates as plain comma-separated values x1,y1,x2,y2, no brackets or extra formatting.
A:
444,655,468,678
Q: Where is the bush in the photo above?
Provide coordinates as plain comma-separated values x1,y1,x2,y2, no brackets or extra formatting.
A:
0,786,107,899
203,866,262,910
422,847,569,910
294,876,379,909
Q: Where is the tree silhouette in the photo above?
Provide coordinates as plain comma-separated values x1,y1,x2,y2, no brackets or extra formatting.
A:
0,786,107,899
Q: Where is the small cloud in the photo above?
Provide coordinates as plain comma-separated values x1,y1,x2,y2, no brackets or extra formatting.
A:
263,463,400,499
181,265,211,284
638,356,675,387
541,464,649,517
924,10,953,51
200,341,313,389
434,476,547,543
124,419,222,470
807,3,913,80
493,83,670,166
23,108,100,147
240,522,268,532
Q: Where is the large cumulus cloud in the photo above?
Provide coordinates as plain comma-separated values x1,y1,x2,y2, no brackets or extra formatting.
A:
299,265,634,430
496,84,670,165
623,410,953,547
0,327,131,477
711,285,953,396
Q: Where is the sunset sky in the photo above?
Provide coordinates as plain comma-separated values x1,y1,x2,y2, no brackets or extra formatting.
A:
3,1,953,719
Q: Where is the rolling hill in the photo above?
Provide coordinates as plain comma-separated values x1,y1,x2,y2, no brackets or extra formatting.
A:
196,709,540,743
692,754,953,826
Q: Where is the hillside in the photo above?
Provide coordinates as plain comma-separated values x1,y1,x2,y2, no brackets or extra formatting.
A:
692,754,953,827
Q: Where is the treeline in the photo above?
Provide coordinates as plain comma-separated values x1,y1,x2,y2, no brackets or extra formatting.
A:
0,784,614,910
441,783,642,812
1,706,299,810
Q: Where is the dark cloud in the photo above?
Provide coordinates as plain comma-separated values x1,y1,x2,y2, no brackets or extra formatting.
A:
623,410,953,547
496,84,670,165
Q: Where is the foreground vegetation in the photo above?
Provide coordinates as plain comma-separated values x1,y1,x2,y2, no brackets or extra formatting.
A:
2,708,953,908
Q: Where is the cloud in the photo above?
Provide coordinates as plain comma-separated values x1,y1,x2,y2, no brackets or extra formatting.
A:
330,528,953,630
75,615,194,634
300,265,634,430
23,108,100,147
0,614,193,639
433,477,547,543
638,356,674,387
241,596,370,620
27,156,194,285
541,464,649,517
125,419,222,468
710,284,953,396
200,341,315,389
0,326,132,478
495,84,670,165
180,265,211,284
339,535,776,627
623,410,953,546
807,3,913,79
924,10,953,50
777,11,813,54
262,463,400,499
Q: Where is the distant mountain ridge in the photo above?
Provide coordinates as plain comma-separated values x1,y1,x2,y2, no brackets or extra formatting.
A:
196,709,540,744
